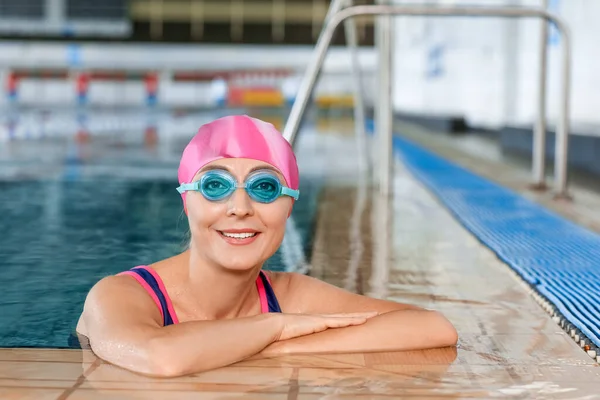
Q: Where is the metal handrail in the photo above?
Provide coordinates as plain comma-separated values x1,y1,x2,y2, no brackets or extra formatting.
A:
283,4,572,197
341,0,369,177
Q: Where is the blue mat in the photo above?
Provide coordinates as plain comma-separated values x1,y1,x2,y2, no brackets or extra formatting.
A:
376,124,600,348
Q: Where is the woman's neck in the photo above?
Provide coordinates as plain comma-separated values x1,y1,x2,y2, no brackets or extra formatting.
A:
178,249,263,320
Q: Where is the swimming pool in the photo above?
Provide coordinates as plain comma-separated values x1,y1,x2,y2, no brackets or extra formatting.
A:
0,110,323,348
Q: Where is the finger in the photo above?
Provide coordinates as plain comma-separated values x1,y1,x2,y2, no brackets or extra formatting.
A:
324,318,370,328
319,311,379,318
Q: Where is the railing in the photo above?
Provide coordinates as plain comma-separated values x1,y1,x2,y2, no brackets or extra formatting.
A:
283,2,573,198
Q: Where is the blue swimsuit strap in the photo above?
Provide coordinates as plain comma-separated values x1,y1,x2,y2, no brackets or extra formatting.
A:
259,271,282,313
68,269,283,349
128,268,281,326
130,267,175,326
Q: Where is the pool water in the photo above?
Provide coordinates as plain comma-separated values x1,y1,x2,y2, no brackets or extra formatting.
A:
0,111,322,348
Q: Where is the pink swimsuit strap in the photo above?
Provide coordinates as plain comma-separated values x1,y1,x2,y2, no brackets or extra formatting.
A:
119,266,275,325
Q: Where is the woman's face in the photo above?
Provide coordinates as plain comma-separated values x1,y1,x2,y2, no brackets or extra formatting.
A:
186,158,293,271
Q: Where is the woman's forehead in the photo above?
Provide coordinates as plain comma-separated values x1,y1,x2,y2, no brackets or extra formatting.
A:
193,158,285,181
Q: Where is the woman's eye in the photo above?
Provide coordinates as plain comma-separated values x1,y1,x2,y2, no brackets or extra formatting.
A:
204,180,228,191
257,182,276,191
208,181,224,188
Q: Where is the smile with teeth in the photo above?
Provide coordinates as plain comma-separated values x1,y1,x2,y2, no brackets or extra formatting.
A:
219,231,257,239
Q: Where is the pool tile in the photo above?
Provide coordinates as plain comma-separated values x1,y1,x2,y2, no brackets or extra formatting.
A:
0,348,89,363
0,360,85,381
0,378,74,389
86,363,293,385
0,388,66,400
69,389,320,400
234,354,362,369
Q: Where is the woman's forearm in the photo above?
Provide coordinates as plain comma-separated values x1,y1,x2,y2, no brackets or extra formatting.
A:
124,313,282,377
261,310,458,356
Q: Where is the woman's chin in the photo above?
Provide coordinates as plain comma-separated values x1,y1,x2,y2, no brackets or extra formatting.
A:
218,258,265,272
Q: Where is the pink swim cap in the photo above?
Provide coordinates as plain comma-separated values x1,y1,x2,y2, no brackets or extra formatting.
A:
178,115,299,212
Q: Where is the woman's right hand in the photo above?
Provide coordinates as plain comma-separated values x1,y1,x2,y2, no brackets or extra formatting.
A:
275,312,379,341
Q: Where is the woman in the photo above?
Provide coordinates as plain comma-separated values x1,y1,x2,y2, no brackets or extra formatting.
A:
77,115,458,378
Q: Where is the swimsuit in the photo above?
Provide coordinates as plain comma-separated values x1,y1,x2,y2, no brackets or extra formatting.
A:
68,265,281,348
120,266,282,326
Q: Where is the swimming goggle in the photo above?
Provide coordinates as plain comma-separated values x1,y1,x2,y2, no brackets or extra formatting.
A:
176,169,299,203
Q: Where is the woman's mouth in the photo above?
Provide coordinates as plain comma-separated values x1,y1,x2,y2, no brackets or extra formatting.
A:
217,230,260,245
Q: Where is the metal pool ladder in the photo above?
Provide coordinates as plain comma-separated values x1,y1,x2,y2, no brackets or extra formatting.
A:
282,0,573,198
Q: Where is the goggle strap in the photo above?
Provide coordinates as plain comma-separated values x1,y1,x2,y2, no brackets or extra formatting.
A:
176,182,199,194
281,187,300,200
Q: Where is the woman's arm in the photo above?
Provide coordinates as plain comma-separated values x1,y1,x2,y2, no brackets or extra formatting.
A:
81,276,374,377
275,272,426,315
261,309,457,356
82,276,281,377
263,272,458,355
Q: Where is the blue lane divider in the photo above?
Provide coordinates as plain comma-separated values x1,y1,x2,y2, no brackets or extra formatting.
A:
367,121,600,348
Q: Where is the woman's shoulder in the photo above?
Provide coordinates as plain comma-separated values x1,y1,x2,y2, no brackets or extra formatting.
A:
262,270,293,285
89,260,176,304
263,270,320,285
260,271,290,296
79,270,164,329
89,273,147,300
146,252,188,276
264,270,319,282
263,271,343,313
262,271,319,301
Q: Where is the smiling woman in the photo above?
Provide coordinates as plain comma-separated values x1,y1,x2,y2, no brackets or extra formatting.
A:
76,114,458,378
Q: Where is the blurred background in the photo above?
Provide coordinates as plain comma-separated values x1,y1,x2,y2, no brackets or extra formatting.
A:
0,0,377,116
2,0,600,348
0,0,597,130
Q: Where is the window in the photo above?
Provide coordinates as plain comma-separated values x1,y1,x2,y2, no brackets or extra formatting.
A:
0,0,44,18
66,0,128,19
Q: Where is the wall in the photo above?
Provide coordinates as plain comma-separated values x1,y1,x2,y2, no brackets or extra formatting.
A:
0,41,377,108
0,41,377,72
391,0,599,132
